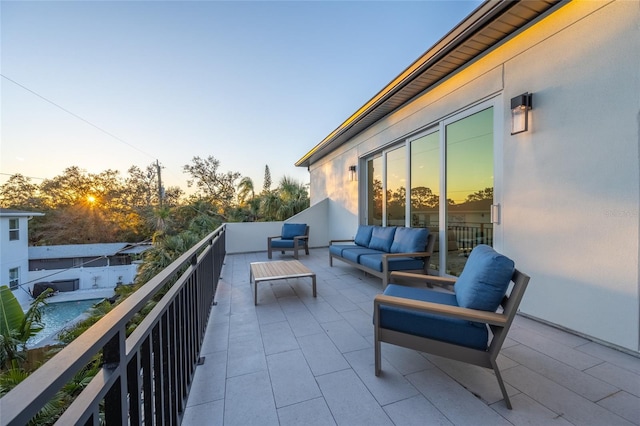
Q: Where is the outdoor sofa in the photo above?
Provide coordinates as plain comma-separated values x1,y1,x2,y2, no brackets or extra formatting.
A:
329,225,435,288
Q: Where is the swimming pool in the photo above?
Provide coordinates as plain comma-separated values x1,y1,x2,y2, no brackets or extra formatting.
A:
27,298,103,347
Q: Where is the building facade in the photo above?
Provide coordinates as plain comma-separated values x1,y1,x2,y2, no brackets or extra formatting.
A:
297,0,640,353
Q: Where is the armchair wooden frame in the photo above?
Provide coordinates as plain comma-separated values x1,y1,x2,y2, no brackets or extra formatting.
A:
373,269,530,409
267,225,310,260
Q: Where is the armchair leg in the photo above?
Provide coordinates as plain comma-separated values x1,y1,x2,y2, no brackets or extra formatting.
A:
268,247,272,259
491,359,512,409
375,340,382,376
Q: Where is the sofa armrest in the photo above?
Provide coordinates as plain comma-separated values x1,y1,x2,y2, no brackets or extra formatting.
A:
389,271,456,290
374,294,506,327
382,251,432,259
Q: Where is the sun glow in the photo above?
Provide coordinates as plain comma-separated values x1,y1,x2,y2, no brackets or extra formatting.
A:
86,195,96,204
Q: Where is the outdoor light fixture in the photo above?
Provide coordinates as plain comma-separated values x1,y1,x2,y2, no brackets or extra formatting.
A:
349,165,357,181
510,92,533,135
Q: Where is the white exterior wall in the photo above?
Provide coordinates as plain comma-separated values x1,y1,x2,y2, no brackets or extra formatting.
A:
0,216,32,306
28,264,139,292
307,1,640,352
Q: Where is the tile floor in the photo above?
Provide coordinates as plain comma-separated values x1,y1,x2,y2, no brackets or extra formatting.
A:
183,248,640,426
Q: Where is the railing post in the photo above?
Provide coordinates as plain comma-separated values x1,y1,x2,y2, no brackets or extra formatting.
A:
103,328,127,425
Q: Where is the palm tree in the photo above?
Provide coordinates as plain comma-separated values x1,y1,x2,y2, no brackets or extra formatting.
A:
275,176,309,220
237,177,255,206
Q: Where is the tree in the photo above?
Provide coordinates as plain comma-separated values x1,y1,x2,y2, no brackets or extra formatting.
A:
465,187,493,203
183,156,240,210
237,177,255,206
0,174,41,210
262,165,272,194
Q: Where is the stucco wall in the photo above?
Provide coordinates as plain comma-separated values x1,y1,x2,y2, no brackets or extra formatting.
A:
306,1,640,352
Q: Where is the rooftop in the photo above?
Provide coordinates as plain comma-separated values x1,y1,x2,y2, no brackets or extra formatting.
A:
182,248,640,425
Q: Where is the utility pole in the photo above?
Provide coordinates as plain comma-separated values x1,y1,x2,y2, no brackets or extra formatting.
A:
156,160,164,208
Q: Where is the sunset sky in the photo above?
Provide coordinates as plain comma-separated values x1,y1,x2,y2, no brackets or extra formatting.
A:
1,1,481,192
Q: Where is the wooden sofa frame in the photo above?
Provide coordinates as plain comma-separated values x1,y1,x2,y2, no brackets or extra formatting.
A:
374,268,530,409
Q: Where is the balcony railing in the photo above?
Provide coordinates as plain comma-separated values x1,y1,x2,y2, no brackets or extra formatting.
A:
0,225,226,425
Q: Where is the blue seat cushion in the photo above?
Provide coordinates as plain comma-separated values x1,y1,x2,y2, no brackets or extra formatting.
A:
271,239,306,249
281,223,307,240
369,227,396,252
359,254,423,272
341,248,383,263
329,244,356,257
390,227,429,254
380,284,488,350
354,225,375,247
454,245,515,312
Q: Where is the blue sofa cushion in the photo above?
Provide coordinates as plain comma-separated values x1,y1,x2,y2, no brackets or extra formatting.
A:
271,239,306,249
454,245,515,312
369,227,396,252
359,254,423,273
342,248,382,263
354,225,375,247
329,244,356,257
380,284,488,350
281,223,307,240
390,227,428,254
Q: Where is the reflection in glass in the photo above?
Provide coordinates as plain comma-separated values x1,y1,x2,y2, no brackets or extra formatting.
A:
445,107,493,276
386,146,406,226
411,131,439,270
367,157,383,225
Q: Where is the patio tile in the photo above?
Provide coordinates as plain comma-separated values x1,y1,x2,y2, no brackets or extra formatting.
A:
267,349,322,408
277,397,336,426
297,332,350,376
322,319,371,354
597,391,640,425
383,395,453,426
509,326,602,370
491,393,574,425
380,343,435,375
283,308,324,337
302,300,343,323
407,368,512,425
585,362,640,397
344,348,420,406
185,350,227,406
316,369,393,425
502,365,636,425
577,341,640,375
260,320,299,355
224,370,278,426
502,343,618,401
182,399,225,426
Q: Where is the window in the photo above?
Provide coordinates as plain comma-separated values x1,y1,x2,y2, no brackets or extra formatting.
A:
9,218,19,241
9,267,19,290
364,104,495,276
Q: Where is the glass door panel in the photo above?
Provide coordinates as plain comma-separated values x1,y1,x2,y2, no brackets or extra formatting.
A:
445,107,493,276
410,131,439,270
385,146,406,226
367,156,383,225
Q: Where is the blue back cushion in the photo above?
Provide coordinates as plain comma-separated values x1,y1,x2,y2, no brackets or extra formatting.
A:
281,223,307,240
354,225,374,247
454,245,515,311
368,227,396,252
390,227,428,254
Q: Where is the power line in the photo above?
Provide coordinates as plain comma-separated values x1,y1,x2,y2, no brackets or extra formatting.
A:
1,74,157,160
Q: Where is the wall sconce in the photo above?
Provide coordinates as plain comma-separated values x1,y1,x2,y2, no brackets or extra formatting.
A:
348,165,357,182
510,92,533,135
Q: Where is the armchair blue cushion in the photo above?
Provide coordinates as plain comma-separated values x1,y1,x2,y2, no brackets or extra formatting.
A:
380,284,488,350
390,227,429,254
281,223,307,239
270,239,305,249
354,225,375,247
369,226,396,252
454,245,515,311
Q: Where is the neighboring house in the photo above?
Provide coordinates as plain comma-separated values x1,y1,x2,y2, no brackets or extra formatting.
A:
296,1,639,353
0,208,44,306
28,242,151,295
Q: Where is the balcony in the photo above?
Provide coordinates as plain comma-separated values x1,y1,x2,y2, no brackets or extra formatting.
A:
2,225,638,425
182,248,640,425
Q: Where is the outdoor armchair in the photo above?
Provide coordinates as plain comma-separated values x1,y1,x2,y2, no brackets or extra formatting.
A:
373,245,530,409
267,223,309,260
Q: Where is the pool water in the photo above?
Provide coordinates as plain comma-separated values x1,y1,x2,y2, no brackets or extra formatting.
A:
27,299,103,347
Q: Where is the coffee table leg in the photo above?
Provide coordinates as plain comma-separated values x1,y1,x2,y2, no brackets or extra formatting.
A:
254,279,258,305
312,274,316,297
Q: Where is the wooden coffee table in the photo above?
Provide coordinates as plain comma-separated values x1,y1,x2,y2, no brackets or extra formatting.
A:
249,260,316,305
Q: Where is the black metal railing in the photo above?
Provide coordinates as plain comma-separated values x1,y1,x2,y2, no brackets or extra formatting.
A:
0,225,226,426
449,223,493,254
